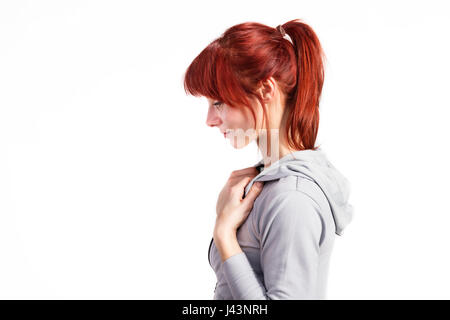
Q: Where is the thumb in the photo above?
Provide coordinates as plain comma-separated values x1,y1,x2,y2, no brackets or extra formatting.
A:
243,181,264,205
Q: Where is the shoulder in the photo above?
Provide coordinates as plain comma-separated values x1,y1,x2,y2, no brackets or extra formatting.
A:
256,175,325,212
253,177,324,235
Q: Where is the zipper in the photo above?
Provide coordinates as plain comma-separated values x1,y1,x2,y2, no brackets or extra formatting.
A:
208,237,214,267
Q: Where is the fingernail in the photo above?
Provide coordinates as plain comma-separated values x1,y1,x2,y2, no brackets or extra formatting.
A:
256,182,263,188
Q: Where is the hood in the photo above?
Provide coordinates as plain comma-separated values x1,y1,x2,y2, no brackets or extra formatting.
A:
244,148,354,236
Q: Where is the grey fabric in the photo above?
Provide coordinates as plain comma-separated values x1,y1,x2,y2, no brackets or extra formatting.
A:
208,147,354,299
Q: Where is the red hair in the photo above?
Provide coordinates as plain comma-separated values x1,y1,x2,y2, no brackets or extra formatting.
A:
183,19,326,152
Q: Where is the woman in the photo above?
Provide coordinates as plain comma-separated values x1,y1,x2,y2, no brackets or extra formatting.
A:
183,19,354,300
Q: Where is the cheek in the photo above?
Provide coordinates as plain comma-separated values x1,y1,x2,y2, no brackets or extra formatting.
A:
241,108,259,130
225,107,258,131
223,108,244,126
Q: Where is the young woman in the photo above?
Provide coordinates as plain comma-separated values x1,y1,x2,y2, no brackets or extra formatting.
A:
183,19,354,300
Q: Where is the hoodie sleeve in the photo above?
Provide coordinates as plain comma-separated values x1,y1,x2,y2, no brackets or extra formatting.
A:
221,190,323,300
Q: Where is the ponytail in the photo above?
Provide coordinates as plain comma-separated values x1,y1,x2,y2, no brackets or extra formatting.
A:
283,19,325,150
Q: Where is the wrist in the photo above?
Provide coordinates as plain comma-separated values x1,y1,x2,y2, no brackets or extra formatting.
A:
213,223,236,240
212,230,242,263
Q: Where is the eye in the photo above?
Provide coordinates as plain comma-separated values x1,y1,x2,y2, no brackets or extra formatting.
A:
213,101,224,109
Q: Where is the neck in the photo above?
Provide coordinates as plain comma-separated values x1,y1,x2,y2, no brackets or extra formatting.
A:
255,92,302,169
257,127,299,170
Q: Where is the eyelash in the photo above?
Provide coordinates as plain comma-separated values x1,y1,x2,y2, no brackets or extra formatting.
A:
213,101,224,109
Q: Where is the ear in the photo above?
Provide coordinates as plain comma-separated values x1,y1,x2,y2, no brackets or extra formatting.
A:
256,76,276,104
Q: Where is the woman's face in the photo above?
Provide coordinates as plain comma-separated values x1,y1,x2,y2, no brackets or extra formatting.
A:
205,97,262,149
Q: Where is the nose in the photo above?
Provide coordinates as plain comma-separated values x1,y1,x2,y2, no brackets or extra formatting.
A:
205,106,222,128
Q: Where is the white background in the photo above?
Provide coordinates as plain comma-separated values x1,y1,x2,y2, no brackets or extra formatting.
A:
1,0,449,299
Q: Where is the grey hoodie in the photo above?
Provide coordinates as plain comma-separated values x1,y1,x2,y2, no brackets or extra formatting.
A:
208,148,354,299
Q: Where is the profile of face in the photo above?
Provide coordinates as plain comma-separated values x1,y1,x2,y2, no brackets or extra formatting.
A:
205,97,263,149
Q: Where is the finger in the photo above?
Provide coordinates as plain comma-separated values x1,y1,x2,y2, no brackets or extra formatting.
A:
233,175,253,190
231,166,259,176
229,170,259,184
229,175,256,188
227,175,253,201
242,181,264,206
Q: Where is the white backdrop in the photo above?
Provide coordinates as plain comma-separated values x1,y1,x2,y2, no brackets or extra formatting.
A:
1,0,449,299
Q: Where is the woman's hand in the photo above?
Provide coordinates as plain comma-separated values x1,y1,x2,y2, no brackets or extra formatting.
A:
214,167,264,237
